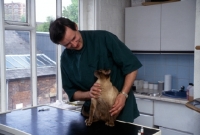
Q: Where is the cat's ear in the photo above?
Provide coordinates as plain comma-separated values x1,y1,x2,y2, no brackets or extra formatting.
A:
94,70,99,78
104,69,111,75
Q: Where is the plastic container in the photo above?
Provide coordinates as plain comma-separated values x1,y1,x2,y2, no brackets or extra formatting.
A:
143,81,148,89
138,80,144,89
148,83,154,89
134,80,139,90
158,81,164,91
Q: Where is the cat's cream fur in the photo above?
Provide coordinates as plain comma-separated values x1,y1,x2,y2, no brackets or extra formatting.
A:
85,70,119,126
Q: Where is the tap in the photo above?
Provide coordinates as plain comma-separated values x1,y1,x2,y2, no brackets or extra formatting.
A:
179,86,185,92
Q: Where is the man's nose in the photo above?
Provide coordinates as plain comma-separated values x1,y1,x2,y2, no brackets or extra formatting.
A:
70,40,78,47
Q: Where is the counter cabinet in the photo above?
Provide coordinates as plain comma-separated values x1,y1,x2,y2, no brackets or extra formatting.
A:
134,95,200,135
135,98,154,127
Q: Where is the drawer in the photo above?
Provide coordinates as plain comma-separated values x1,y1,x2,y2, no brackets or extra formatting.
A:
136,98,154,115
134,114,154,127
159,127,192,135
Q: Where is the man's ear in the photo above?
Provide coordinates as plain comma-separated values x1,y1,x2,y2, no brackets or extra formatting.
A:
75,24,78,30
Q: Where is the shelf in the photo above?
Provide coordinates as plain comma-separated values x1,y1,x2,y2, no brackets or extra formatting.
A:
142,0,180,6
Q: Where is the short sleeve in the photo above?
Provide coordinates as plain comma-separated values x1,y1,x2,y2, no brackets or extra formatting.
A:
105,32,142,75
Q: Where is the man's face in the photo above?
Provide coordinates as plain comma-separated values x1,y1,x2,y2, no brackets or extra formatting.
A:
59,26,83,50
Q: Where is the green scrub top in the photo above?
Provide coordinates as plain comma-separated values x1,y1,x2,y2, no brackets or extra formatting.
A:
61,30,142,122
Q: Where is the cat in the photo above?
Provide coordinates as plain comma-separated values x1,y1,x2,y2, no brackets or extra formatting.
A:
85,69,119,126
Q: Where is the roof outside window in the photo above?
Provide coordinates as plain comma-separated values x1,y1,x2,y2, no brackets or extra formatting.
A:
6,54,56,70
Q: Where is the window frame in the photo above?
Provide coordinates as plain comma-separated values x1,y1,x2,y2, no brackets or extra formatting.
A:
0,0,65,112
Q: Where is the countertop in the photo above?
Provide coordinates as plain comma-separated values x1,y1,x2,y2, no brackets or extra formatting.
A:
133,89,188,105
0,105,161,135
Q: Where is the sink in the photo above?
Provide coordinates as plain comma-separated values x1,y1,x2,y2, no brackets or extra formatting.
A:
162,91,187,99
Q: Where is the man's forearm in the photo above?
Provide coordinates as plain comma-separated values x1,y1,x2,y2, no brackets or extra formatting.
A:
73,90,91,101
121,70,138,94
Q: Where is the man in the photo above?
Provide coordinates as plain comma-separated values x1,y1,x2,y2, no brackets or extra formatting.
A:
49,17,142,122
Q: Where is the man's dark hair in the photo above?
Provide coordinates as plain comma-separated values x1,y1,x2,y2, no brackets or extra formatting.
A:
49,17,76,44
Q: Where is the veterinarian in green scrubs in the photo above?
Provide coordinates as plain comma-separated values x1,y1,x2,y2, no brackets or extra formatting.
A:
49,17,142,123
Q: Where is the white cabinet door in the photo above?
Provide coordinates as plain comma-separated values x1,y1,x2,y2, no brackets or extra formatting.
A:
125,5,161,51
159,127,192,135
135,98,154,127
134,114,154,127
136,98,153,115
161,0,196,51
154,101,200,135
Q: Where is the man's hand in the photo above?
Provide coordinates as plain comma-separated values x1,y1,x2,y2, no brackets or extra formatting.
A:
89,83,101,98
109,93,126,117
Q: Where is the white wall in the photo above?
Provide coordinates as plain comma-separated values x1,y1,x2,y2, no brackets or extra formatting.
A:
194,0,200,99
79,0,131,42
79,0,95,30
80,0,200,99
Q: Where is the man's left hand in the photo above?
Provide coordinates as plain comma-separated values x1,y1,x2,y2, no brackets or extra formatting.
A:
109,93,126,117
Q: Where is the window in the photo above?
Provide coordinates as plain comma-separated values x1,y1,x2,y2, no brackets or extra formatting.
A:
13,8,18,13
36,0,57,104
62,0,79,24
14,4,18,8
5,30,31,110
1,0,79,112
4,0,26,23
8,9,12,13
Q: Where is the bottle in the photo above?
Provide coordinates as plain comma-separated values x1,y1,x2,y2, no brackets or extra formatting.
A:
138,130,141,135
141,126,144,135
189,85,194,101
186,83,193,101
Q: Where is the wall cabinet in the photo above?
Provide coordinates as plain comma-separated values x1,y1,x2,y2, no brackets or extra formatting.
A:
125,5,161,51
161,0,196,51
125,0,196,52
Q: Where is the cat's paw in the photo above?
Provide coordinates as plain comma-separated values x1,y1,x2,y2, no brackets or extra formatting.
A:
105,121,114,127
85,119,92,126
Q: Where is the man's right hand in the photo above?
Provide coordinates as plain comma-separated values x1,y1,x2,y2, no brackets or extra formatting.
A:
89,83,101,98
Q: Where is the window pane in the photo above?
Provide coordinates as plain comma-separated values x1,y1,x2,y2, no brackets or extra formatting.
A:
36,0,56,32
6,60,15,69
36,37,57,105
19,55,30,64
6,56,23,68
62,0,79,24
36,0,57,105
4,0,26,22
5,30,31,110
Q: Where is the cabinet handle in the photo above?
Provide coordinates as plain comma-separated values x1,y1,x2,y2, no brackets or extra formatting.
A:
195,46,200,50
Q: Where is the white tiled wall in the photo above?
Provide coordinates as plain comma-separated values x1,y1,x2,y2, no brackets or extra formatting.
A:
135,54,194,90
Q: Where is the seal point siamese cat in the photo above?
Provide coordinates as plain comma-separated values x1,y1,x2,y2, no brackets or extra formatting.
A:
85,69,119,127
